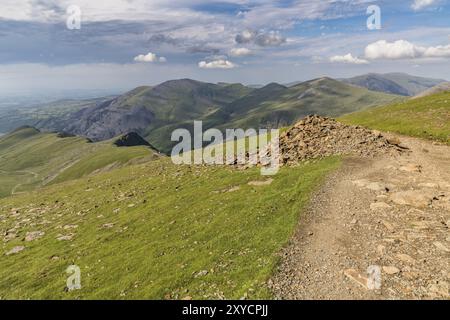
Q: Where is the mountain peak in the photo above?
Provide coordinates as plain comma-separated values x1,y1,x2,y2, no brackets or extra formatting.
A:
260,82,287,91
113,132,152,147
11,125,40,134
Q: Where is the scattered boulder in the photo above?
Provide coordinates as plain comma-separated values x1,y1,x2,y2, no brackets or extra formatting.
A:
6,246,25,256
418,182,439,189
399,164,422,173
383,266,400,275
248,179,274,187
390,191,433,208
344,269,369,289
433,242,449,253
3,232,17,242
25,231,45,242
194,270,209,278
63,224,78,230
396,253,416,264
227,186,241,193
57,234,74,241
427,281,449,299
370,202,392,211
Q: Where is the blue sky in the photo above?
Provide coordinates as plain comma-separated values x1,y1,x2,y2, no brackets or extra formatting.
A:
0,0,449,96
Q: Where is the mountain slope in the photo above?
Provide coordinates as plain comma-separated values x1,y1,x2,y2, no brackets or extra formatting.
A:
41,80,253,143
0,127,159,197
207,77,402,130
413,82,450,99
340,91,450,144
0,97,114,135
342,73,446,96
36,78,401,154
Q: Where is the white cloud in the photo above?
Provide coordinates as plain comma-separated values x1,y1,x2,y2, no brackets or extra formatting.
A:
198,59,236,69
235,30,286,47
412,0,436,11
134,52,167,63
423,44,450,57
229,48,252,57
364,40,450,60
329,53,368,64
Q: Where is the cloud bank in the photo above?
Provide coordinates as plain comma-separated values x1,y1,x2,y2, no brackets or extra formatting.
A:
134,52,167,63
198,59,236,69
365,40,450,60
330,53,368,64
412,0,436,11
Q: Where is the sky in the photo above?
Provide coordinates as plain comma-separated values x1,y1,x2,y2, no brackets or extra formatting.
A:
0,0,449,97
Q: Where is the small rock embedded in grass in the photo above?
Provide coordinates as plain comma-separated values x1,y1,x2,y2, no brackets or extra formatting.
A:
248,179,274,187
6,246,25,256
194,270,209,278
57,234,74,241
3,232,17,242
63,225,78,230
25,231,45,242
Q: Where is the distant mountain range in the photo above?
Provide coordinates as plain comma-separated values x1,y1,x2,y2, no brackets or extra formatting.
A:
36,77,401,153
3,73,447,154
341,73,446,96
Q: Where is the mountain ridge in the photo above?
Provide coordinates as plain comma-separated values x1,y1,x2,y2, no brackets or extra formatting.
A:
341,73,446,96
36,77,402,153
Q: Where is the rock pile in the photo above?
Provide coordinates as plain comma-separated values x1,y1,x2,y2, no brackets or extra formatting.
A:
279,115,405,164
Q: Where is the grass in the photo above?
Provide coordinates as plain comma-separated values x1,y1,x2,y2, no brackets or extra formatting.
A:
0,156,340,299
0,128,157,198
340,91,450,144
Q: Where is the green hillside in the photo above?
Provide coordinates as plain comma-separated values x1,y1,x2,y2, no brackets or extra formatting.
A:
340,91,450,144
211,77,402,130
0,127,158,198
33,78,401,154
145,78,401,153
0,154,340,299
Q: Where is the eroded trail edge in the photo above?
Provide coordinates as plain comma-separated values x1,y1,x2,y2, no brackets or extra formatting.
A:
270,135,450,299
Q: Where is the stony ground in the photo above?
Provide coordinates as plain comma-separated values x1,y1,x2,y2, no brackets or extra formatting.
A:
279,115,405,164
270,134,450,300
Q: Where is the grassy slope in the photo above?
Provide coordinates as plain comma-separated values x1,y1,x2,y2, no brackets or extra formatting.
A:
340,91,450,144
0,128,157,198
0,156,340,299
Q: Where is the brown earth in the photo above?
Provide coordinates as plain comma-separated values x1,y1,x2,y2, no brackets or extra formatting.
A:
269,134,450,300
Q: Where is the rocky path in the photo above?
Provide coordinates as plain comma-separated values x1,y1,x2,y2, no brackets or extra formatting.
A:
270,134,450,299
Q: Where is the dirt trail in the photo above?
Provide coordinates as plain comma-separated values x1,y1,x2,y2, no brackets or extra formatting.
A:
270,134,450,299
